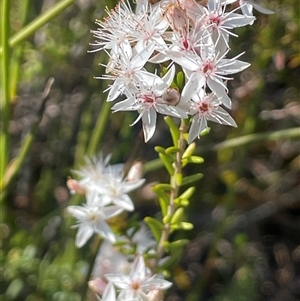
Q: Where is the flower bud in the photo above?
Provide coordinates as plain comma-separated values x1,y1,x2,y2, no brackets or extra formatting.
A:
147,289,164,301
126,161,144,182
88,278,107,295
163,3,189,35
66,178,86,195
161,88,181,106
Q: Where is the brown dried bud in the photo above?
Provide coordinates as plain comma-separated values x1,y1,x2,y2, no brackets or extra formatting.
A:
161,87,181,106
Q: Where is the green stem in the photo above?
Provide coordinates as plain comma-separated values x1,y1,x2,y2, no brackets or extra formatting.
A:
156,119,187,262
0,0,76,55
86,101,111,157
0,0,10,200
10,0,31,99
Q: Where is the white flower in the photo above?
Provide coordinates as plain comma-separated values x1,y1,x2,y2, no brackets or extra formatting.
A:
201,0,256,44
66,190,123,247
99,43,156,101
106,255,172,301
132,4,169,54
170,36,250,108
96,165,145,211
181,87,237,143
112,65,187,142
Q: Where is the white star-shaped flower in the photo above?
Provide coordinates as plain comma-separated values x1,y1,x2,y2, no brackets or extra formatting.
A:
106,255,172,301
67,190,124,247
181,86,237,143
112,65,187,142
96,166,145,211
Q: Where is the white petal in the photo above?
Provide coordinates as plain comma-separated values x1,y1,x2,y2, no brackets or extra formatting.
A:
111,97,137,112
122,178,145,194
251,1,274,14
143,276,172,290
131,43,155,70
67,206,88,221
101,282,116,301
188,114,207,144
107,79,123,101
142,108,157,142
162,65,175,86
105,274,131,289
102,205,124,219
130,255,146,280
183,73,206,101
218,59,250,74
95,219,116,242
113,194,134,211
76,224,94,248
223,14,256,27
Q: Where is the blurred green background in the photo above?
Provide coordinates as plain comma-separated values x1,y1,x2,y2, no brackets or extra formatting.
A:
1,0,299,300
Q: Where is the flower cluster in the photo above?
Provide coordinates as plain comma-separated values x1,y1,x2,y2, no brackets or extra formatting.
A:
91,0,273,143
66,155,145,247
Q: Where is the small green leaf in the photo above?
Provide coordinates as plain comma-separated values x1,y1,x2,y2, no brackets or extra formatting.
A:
159,153,174,175
171,222,194,231
159,197,168,216
169,239,189,251
163,214,171,224
164,116,179,147
176,71,184,90
179,222,194,230
182,155,204,166
165,146,180,155
144,217,164,242
174,197,192,207
182,142,196,158
153,183,173,191
171,207,184,224
175,172,182,186
178,187,195,199
182,173,203,185
154,146,166,154
200,127,210,136
180,199,189,206
152,186,169,215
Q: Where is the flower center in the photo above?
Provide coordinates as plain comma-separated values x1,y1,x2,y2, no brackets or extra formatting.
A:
199,102,209,112
88,212,100,222
203,62,214,75
210,14,221,26
182,38,189,50
130,280,141,291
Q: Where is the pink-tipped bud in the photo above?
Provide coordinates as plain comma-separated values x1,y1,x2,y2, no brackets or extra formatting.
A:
147,289,164,301
126,161,143,182
88,278,107,295
66,179,86,195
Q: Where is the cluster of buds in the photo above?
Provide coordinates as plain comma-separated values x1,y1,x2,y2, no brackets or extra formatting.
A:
91,0,273,143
